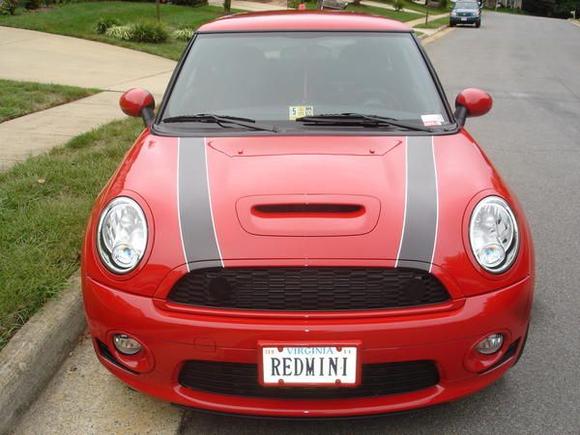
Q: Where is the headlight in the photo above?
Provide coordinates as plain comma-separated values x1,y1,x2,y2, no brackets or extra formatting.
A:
97,197,148,274
469,196,518,273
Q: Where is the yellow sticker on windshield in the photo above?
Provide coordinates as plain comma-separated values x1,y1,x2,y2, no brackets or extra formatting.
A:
289,105,314,121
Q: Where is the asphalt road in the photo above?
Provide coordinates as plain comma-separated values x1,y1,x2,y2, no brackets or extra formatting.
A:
180,12,580,435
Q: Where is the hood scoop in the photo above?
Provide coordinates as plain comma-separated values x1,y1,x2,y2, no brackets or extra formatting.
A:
236,194,381,237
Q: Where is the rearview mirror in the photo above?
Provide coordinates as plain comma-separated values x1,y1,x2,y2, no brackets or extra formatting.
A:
119,88,155,127
454,88,492,127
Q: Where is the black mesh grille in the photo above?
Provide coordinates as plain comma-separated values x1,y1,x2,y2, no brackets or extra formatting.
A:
168,267,449,311
178,360,439,399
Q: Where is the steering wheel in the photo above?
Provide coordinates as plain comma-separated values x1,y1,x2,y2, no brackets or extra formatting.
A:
358,88,401,110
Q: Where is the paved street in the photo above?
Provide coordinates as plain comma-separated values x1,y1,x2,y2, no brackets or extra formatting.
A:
178,12,580,435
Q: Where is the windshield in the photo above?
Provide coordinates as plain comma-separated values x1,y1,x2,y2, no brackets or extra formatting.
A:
161,32,450,129
455,2,479,9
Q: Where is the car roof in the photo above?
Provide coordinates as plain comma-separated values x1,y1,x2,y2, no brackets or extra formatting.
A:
197,11,411,33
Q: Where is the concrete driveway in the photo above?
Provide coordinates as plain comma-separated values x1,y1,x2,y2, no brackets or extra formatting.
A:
14,12,580,435
0,26,175,170
0,27,175,93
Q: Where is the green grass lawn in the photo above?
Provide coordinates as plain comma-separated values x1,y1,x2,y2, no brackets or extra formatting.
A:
0,117,142,349
372,0,448,14
0,2,231,60
346,3,422,21
414,15,449,28
0,79,98,123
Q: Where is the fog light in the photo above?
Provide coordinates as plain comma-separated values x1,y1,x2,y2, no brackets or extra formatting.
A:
113,334,142,355
476,333,504,355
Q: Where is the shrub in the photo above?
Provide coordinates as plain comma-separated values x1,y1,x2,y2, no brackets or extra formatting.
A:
105,25,134,41
173,27,195,41
393,0,404,11
0,0,18,15
172,0,208,6
106,22,168,43
131,21,168,43
24,0,43,10
95,18,122,34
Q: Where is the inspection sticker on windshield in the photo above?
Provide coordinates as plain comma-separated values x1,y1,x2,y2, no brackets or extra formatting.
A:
421,114,444,126
289,105,314,120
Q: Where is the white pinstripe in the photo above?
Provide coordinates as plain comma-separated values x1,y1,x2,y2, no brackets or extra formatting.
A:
203,137,224,267
176,137,190,272
395,137,408,268
429,136,439,273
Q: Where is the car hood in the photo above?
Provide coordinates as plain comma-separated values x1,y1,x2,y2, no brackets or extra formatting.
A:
85,131,532,298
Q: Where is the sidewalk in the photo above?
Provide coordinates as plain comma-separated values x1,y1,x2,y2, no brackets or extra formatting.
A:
0,27,174,92
0,26,176,171
0,93,117,171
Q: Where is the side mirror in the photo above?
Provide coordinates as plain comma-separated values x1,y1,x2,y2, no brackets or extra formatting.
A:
454,88,492,127
119,88,155,127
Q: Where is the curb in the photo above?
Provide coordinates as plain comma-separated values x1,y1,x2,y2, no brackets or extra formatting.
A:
0,272,85,435
419,25,455,45
569,19,580,27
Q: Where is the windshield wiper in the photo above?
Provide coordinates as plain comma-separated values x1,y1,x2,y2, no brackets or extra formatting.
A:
162,114,277,132
295,113,435,132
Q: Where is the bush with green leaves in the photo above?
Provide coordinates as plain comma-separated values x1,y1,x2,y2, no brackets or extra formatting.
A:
105,22,168,43
172,0,208,6
393,0,405,11
131,21,168,43
105,25,134,41
24,0,43,10
95,18,122,34
173,27,194,41
0,0,17,15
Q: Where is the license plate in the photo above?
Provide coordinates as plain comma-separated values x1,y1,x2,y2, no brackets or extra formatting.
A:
461,17,467,21
260,344,359,386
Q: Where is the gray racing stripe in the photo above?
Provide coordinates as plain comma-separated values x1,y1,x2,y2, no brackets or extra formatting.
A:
396,136,438,271
178,137,222,269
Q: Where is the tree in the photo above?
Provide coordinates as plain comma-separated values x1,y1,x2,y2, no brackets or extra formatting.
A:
224,0,231,13
554,0,580,16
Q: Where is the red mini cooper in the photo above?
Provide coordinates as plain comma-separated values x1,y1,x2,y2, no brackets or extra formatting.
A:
81,11,534,417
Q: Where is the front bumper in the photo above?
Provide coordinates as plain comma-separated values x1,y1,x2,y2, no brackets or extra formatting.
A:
83,275,532,417
450,16,480,25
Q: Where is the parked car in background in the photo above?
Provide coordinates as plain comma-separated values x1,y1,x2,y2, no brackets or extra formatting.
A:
450,1,482,27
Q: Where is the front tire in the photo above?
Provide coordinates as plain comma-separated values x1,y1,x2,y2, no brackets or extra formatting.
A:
475,19,481,28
